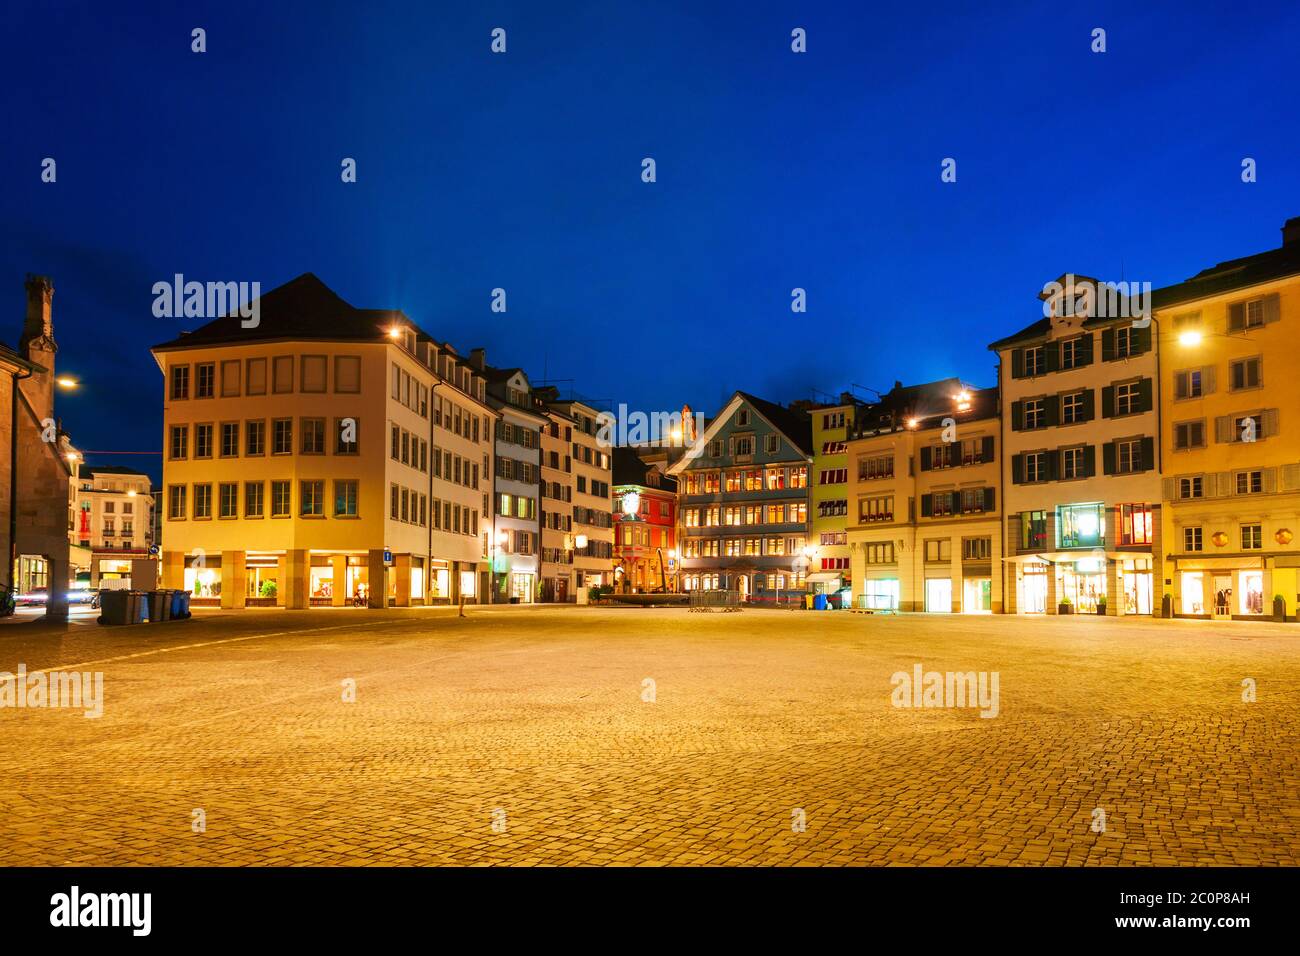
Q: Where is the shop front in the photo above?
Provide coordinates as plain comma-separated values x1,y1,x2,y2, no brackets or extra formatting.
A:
860,576,899,611
1174,558,1272,620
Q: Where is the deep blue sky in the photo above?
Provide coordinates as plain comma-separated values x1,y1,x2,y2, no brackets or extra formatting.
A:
3,1,1298,483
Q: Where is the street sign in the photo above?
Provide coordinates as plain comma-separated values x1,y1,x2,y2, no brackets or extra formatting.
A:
383,549,392,564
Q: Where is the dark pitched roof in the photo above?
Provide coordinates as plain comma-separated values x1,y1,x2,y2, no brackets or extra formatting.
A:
1153,232,1300,309
987,316,1051,351
852,378,996,436
151,273,411,350
737,391,813,456
612,445,677,491
84,465,150,478
0,341,39,371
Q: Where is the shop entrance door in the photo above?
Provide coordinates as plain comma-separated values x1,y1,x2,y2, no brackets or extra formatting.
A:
1212,574,1232,619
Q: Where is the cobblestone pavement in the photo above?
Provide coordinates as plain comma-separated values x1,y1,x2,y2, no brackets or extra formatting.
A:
2,607,1298,866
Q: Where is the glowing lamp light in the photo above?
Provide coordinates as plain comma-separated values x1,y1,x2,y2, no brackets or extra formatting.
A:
1077,511,1099,539
1178,330,1203,347
65,452,79,461
575,534,589,550
127,490,137,498
906,417,920,429
495,530,509,546
387,326,402,339
621,491,641,516
56,376,79,389
955,390,972,412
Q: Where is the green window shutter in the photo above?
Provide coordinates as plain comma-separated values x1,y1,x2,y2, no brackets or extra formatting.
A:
920,494,933,517
1044,342,1060,373
1080,388,1095,422
1101,328,1116,361
1077,333,1094,366
983,487,996,512
920,446,932,470
1102,441,1116,475
1101,385,1114,419
1044,394,1060,427
1140,436,1155,472
1010,400,1024,432
1046,451,1059,482
1011,453,1024,485
1138,377,1154,413
1134,324,1152,354
1083,445,1096,477
1011,349,1025,379
981,435,995,462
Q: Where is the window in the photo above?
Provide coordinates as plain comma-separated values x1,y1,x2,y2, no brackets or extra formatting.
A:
336,418,359,455
1241,524,1263,550
859,454,893,480
1120,504,1152,545
194,423,213,458
245,482,264,518
169,365,189,400
301,355,327,393
300,480,325,516
1061,391,1084,425
1178,476,1203,500
732,435,754,457
218,482,238,519
301,417,326,454
1115,439,1142,474
272,355,294,393
1182,527,1202,553
246,419,265,456
167,485,187,519
764,434,779,454
1020,511,1047,550
924,539,952,562
271,481,291,517
1235,470,1263,495
195,363,216,398
220,359,240,397
864,542,895,564
1174,368,1203,400
169,425,188,460
736,409,750,427
335,355,361,393
1115,381,1140,416
220,422,239,458
193,483,212,519
1061,336,1087,370
1174,420,1205,451
1023,346,1045,377
962,537,992,560
1229,357,1262,391
1023,399,1045,430
1062,446,1085,480
246,357,267,395
859,496,893,522
334,480,358,517
1024,451,1047,483
1057,503,1104,549
272,418,293,454
1231,414,1264,443
1114,326,1135,359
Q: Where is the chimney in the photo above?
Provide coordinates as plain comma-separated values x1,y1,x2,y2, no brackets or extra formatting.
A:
1283,217,1300,247
21,274,56,357
468,347,486,370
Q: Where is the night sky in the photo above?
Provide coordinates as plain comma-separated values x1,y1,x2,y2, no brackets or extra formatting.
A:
3,1,1298,484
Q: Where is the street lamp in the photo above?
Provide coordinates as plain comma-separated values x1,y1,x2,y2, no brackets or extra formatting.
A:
56,376,79,390
1178,329,1203,347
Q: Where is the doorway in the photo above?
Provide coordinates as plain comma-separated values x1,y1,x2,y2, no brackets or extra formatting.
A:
1212,574,1232,619
925,578,952,613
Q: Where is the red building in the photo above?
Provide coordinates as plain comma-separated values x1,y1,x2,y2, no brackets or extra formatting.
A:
612,446,678,592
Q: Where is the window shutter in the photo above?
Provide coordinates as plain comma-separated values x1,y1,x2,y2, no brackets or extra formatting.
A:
1175,371,1188,400
920,446,932,470
1102,441,1116,475
1077,333,1093,366
1162,477,1177,500
1101,385,1114,418
1011,349,1025,379
1138,377,1154,413
981,435,995,462
983,487,995,512
920,494,933,517
1214,415,1233,444
1044,342,1060,373
1046,451,1060,482
1140,436,1155,472
1011,453,1024,485
1044,394,1060,427
1262,407,1280,437
951,491,962,513
1133,324,1152,354
1262,467,1278,494
1101,328,1116,361
1263,292,1281,324
1083,445,1096,477
1202,365,1216,395
1216,472,1233,497
1010,400,1024,432
1228,302,1245,331
1080,388,1095,422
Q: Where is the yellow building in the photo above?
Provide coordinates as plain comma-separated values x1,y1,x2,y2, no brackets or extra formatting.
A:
1157,217,1300,620
553,399,615,591
152,273,496,608
807,395,863,598
845,379,1001,612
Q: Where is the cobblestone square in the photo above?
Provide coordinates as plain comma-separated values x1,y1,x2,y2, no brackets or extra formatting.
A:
2,607,1297,866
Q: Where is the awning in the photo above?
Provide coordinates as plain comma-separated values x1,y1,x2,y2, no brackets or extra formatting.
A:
1004,550,1152,564
805,571,843,583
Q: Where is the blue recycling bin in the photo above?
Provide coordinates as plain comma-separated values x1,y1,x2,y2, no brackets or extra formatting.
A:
131,591,150,624
171,589,188,619
813,593,828,611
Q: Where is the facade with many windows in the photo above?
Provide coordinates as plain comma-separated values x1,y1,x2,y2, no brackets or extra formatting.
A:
612,446,678,593
75,466,156,589
554,398,615,593
153,273,494,608
992,275,1161,616
667,392,812,604
1156,218,1300,620
844,379,1000,612
807,395,864,599
537,397,576,602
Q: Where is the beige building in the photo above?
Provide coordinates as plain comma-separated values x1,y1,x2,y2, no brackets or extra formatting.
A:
991,275,1161,616
537,396,576,601
1156,217,1300,620
74,465,157,589
153,273,495,608
845,379,1001,612
551,398,614,592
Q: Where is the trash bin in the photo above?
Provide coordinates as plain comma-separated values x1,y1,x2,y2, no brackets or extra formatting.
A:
148,590,171,622
178,590,192,618
128,591,149,624
98,589,129,625
171,589,188,619
814,593,828,611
